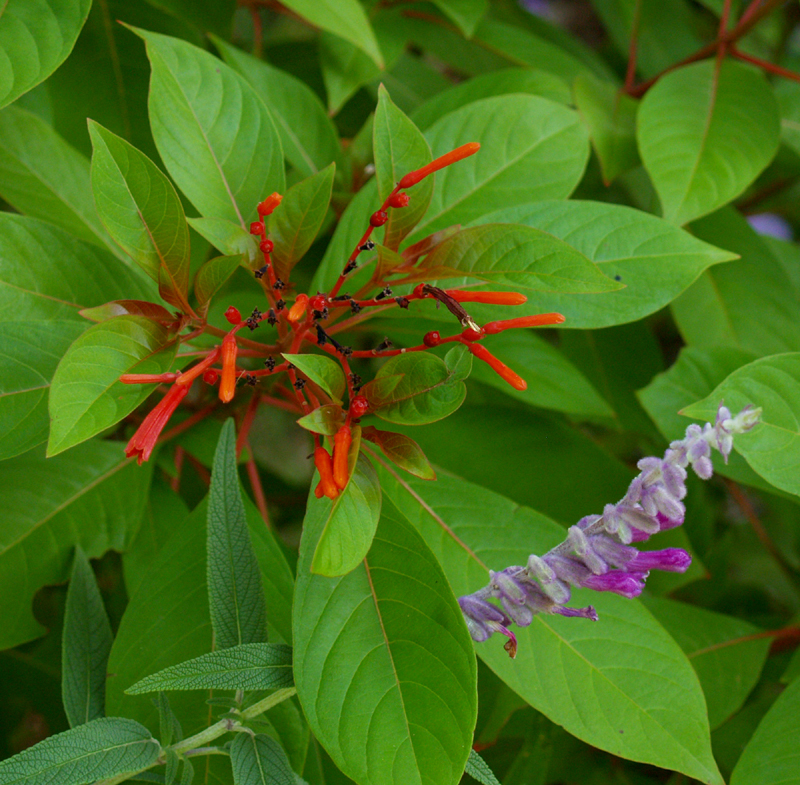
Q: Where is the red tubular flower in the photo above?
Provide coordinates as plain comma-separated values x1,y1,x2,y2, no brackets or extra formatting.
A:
257,192,283,217
120,373,179,384
483,313,565,334
314,447,339,499
445,290,528,305
219,334,238,403
398,143,481,188
288,294,308,323
175,346,221,388
333,426,352,490
467,343,527,391
125,384,190,465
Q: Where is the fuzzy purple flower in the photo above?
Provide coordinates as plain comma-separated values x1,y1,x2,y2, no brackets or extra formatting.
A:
458,403,761,656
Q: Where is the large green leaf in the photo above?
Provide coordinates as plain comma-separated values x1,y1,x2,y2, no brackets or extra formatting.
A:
0,442,151,651
187,216,260,265
408,95,589,241
730,677,800,785
282,352,346,404
643,597,770,730
293,495,477,785
364,351,468,425
0,717,160,785
422,223,621,293
310,453,382,577
0,215,154,459
137,28,285,227
0,0,92,109
126,643,293,693
194,255,242,316
0,106,115,252
374,85,433,251
472,200,735,328
279,0,383,67
211,37,341,179
207,420,268,649
682,353,800,498
376,468,723,785
637,60,780,226
88,120,192,312
47,315,177,457
62,548,113,728
230,733,295,785
671,208,800,357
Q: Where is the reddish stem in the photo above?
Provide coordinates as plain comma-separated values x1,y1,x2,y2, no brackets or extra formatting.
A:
624,0,642,92
245,447,271,528
731,47,800,82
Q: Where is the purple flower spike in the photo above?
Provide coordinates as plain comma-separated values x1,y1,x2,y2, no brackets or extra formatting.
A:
458,595,509,643
581,571,649,599
627,548,691,573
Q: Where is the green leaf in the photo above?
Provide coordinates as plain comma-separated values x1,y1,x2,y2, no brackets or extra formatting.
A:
194,255,242,316
310,452,382,577
230,733,295,785
431,0,487,37
474,200,736,328
376,469,724,785
637,60,780,225
211,37,341,179
269,164,335,281
62,548,113,728
775,78,800,159
681,353,800,498
362,427,436,480
671,207,800,357
187,217,260,266
573,72,638,185
279,0,383,67
80,300,177,325
0,0,92,109
282,353,346,403
88,120,192,312
363,351,467,425
0,717,160,785
411,68,572,131
155,692,182,748
0,105,115,252
296,404,346,437
0,442,151,650
730,677,800,785
126,643,293,694
208,419,269,648
374,85,433,251
464,749,500,785
444,343,473,382
136,28,285,226
293,496,477,785
47,315,177,456
643,597,770,730
410,95,589,241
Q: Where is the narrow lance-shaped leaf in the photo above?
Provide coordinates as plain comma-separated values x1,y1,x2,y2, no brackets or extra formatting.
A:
62,548,113,728
208,419,268,648
155,692,182,748
465,749,501,785
230,733,296,785
0,717,160,785
126,643,293,694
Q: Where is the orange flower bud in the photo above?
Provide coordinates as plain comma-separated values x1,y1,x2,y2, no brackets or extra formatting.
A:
314,446,339,499
483,313,565,334
288,294,309,323
444,290,528,305
314,481,325,499
467,343,527,391
397,143,480,188
257,192,283,216
219,334,238,403
333,425,352,490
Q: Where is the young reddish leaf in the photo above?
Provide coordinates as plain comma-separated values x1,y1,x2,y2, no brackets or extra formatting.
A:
362,427,436,480
80,300,177,325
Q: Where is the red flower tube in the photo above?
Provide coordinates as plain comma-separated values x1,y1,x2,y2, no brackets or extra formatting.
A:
483,313,565,334
219,334,238,403
398,143,480,188
467,343,527,391
125,383,190,465
333,426,352,490
444,290,528,305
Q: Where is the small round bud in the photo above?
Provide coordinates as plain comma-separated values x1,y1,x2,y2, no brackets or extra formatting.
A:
388,192,410,208
423,331,441,347
203,369,219,385
259,239,274,253
249,221,265,235
224,306,242,325
350,395,370,419
461,327,484,342
370,210,388,227
309,294,327,312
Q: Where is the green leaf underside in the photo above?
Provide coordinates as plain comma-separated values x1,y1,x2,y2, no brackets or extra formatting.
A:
374,467,724,785
637,59,780,226
194,255,243,315
0,717,160,785
365,351,468,426
681,353,800,498
362,428,436,480
310,453,382,576
0,442,151,650
0,0,92,109
293,494,477,785
230,733,296,785
137,28,285,227
208,420,269,649
126,643,293,693
282,353,346,403
47,315,177,456
62,548,113,728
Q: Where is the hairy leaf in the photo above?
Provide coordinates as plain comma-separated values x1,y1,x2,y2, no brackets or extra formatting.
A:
230,733,295,785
